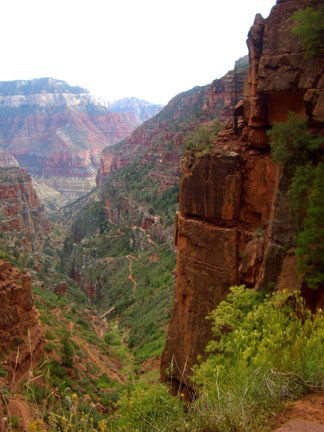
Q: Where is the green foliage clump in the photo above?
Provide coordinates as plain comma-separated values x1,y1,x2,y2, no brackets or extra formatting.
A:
292,7,324,57
44,287,321,432
267,112,323,289
183,120,222,156
192,286,324,431
0,364,6,377
296,163,324,288
268,112,322,166
114,384,185,432
61,335,74,368
104,331,120,346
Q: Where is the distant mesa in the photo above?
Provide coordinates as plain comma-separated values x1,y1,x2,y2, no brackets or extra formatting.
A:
109,97,164,123
0,78,163,206
0,150,19,168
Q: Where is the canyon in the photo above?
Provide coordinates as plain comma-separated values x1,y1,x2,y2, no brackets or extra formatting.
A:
0,0,323,429
0,78,162,206
96,55,248,187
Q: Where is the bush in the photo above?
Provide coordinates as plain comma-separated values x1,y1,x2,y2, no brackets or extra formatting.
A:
183,120,222,156
114,383,185,431
296,163,324,288
0,364,6,377
267,112,322,166
292,7,324,57
268,113,324,289
192,286,324,431
61,335,74,368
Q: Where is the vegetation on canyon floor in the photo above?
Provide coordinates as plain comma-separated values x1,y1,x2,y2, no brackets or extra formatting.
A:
25,287,323,431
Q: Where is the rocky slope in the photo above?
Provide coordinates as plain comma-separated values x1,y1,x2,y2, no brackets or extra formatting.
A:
96,56,248,187
161,0,324,395
0,78,161,204
0,259,44,379
0,167,49,253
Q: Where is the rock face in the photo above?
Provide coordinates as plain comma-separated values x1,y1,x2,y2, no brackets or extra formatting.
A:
109,97,163,123
0,151,19,168
0,78,161,203
0,167,49,252
0,259,44,374
161,0,324,394
96,57,248,186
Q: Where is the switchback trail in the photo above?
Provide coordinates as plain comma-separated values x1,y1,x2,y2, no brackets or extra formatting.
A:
127,255,137,293
8,397,33,431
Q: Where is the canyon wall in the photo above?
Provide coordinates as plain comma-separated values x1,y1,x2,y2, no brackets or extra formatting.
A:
0,78,161,204
0,259,44,376
0,167,49,253
161,0,323,395
96,57,248,186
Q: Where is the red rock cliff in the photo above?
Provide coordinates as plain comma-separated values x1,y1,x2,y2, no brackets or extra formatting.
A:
0,167,49,252
161,0,323,395
96,57,249,186
0,259,44,377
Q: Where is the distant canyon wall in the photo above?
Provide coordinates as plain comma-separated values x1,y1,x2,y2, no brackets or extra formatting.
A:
96,57,248,186
0,165,49,253
0,79,162,204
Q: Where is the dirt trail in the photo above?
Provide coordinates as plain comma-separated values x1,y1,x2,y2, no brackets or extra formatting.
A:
8,397,33,431
72,334,124,384
273,392,324,430
69,321,74,332
90,315,105,339
130,225,156,246
127,255,137,292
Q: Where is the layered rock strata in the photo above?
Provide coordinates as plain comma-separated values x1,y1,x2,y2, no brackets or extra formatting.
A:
0,167,49,252
161,0,323,395
0,78,161,203
96,57,248,186
0,259,44,373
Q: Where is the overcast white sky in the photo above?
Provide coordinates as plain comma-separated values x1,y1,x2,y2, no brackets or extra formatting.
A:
1,0,276,105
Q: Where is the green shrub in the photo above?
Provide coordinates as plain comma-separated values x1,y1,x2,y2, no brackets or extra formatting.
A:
45,330,56,340
292,7,324,57
104,331,120,346
96,373,111,390
114,383,185,431
49,361,66,379
192,286,324,431
10,415,20,430
289,162,314,214
76,317,90,330
268,113,323,289
61,335,74,368
267,112,322,166
26,383,46,404
0,364,6,377
296,163,324,288
183,120,222,156
45,342,56,353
